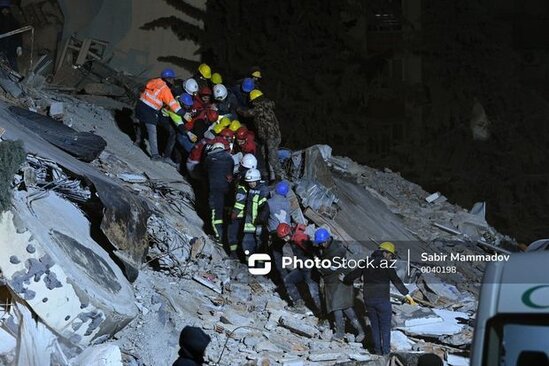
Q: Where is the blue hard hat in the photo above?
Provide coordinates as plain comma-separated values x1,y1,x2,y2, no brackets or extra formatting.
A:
313,228,330,245
275,181,290,197
179,93,193,107
161,68,176,79
241,78,255,93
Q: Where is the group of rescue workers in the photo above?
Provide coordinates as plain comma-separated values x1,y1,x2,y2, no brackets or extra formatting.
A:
135,64,417,356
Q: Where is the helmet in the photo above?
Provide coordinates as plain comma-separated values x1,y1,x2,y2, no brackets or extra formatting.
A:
313,228,330,245
244,168,261,182
206,109,219,122
220,128,235,139
236,126,249,140
275,181,290,197
179,93,193,107
241,78,255,93
212,123,224,135
198,86,212,96
198,63,211,79
211,72,223,84
229,120,241,132
219,117,231,128
378,241,396,255
277,223,291,238
251,70,262,79
213,84,227,101
249,89,263,101
241,154,257,169
208,142,226,154
161,68,176,79
184,78,199,95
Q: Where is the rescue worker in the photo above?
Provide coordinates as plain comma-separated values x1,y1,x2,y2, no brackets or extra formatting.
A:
211,72,223,85
213,84,238,119
135,68,183,161
193,86,213,114
204,142,234,242
0,1,22,72
172,326,211,366
314,228,365,343
235,127,257,155
276,223,322,314
229,168,267,260
178,109,218,153
183,78,199,96
185,128,219,179
238,89,284,180
194,63,211,89
231,77,255,109
260,181,292,278
342,242,416,354
250,66,262,87
219,128,235,152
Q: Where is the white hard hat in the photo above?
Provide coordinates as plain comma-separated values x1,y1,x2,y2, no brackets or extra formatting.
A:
213,84,228,101
208,142,226,154
244,168,261,182
183,78,199,95
241,153,257,169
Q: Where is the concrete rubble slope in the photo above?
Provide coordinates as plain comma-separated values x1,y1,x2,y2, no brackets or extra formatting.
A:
0,190,137,346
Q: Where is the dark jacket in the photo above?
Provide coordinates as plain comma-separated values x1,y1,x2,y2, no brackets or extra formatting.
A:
317,240,354,312
216,90,238,118
343,250,409,302
173,326,211,366
204,149,234,191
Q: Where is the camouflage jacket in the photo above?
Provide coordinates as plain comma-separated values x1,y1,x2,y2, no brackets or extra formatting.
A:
247,98,281,142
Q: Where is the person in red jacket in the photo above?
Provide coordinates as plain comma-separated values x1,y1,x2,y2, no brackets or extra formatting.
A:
192,86,213,114
276,223,322,314
235,127,257,155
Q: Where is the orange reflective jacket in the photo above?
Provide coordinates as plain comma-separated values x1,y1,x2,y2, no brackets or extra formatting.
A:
139,78,181,112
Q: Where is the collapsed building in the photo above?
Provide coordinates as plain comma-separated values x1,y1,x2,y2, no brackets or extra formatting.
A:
0,2,527,366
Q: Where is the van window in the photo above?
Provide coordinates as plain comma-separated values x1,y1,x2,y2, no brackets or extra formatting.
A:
483,315,549,366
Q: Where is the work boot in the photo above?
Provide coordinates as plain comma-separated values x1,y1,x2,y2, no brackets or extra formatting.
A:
290,299,308,314
151,154,161,161
331,331,345,343
351,319,365,343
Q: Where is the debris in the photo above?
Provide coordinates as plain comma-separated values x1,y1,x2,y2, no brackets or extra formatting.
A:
192,274,222,294
278,316,318,338
70,344,123,366
391,330,415,351
220,309,253,327
308,352,341,362
116,172,147,183
447,353,469,366
425,192,441,203
433,222,462,236
48,101,64,120
83,82,126,97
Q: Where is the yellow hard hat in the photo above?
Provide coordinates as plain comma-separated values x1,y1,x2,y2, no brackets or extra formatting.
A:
213,123,224,135
249,89,263,101
219,117,231,128
198,63,211,79
251,70,262,79
379,242,396,255
229,120,241,132
211,72,223,84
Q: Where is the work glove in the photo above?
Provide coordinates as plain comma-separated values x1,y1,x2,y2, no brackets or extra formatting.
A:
186,131,197,142
177,124,187,134
183,112,192,122
404,294,417,306
16,47,22,57
338,273,346,282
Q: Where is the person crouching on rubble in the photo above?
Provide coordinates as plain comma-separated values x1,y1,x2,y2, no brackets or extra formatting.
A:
341,242,416,355
173,326,211,366
313,228,365,342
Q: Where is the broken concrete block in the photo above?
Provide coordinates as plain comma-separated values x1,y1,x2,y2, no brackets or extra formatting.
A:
278,316,318,338
348,353,373,362
0,193,137,347
220,309,253,327
425,192,441,203
116,172,147,183
83,82,126,97
447,354,469,366
49,102,64,119
280,358,305,366
70,343,123,365
391,330,414,351
308,352,341,362
255,340,283,353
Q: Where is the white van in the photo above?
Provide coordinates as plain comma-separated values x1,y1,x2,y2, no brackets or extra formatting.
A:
471,251,549,366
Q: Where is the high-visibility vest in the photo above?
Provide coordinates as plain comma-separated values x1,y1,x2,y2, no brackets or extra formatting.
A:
161,108,183,126
233,183,267,233
139,78,181,113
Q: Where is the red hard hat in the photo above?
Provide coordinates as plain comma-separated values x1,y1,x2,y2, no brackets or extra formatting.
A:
206,109,219,122
198,86,212,96
236,126,248,140
276,223,292,238
220,128,235,139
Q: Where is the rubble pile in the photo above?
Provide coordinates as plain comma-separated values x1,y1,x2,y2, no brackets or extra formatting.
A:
0,64,518,365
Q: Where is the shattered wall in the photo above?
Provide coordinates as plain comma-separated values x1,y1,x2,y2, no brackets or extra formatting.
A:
56,0,205,77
